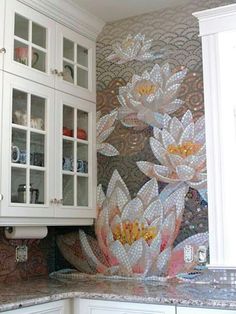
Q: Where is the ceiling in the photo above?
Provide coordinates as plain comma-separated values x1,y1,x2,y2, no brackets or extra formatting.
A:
72,0,193,22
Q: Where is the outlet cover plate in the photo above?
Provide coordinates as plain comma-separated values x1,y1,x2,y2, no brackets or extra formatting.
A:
16,245,28,263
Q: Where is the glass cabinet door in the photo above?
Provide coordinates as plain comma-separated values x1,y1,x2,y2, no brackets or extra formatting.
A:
1,73,54,217
4,0,55,87
55,24,96,102
55,92,96,218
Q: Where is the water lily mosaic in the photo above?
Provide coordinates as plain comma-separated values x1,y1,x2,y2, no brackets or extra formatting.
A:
57,30,209,280
106,33,164,64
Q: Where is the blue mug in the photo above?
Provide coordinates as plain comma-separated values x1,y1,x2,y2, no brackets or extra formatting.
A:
77,160,88,173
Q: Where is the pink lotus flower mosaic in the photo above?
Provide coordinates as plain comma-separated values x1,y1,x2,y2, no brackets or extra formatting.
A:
57,170,208,279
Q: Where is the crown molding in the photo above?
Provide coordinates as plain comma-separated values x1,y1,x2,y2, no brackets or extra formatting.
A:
193,4,236,36
18,0,105,41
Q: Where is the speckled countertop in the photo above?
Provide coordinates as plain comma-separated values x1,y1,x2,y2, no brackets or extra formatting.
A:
1,276,236,312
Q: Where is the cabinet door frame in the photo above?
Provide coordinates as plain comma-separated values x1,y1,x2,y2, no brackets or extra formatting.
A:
75,299,175,314
1,72,55,218
55,23,96,102
4,0,56,88
0,0,5,70
54,92,96,219
194,5,236,269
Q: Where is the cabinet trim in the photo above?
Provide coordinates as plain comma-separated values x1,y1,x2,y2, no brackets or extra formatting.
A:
193,4,236,36
18,0,105,41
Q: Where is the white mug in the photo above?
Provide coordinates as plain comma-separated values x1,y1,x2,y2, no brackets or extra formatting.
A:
31,117,44,130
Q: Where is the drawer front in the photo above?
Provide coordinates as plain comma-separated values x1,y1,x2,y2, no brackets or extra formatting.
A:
178,306,236,314
77,299,175,314
5,300,70,314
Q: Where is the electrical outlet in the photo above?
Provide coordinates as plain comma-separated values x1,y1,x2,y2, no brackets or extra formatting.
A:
184,245,194,263
16,245,28,263
197,245,207,264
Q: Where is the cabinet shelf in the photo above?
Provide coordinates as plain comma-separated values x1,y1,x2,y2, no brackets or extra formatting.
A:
62,135,88,144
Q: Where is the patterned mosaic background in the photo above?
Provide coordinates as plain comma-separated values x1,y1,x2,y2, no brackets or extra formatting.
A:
0,0,235,282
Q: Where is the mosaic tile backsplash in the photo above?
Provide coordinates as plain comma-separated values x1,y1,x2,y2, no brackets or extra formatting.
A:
0,0,236,283
56,0,236,280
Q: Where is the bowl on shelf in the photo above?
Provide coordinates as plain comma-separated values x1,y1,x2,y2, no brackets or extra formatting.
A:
63,127,73,137
77,128,87,140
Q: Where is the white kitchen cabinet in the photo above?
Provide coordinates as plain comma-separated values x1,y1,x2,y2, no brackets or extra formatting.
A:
74,299,175,314
55,24,96,102
194,4,236,269
4,300,71,314
0,0,101,225
0,72,96,223
4,0,56,87
3,0,96,102
178,306,236,314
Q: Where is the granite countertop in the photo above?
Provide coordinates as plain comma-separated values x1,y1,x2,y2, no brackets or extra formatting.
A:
1,276,236,312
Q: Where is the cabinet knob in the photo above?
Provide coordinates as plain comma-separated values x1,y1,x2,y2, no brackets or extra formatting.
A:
0,48,6,54
51,69,58,75
0,194,3,201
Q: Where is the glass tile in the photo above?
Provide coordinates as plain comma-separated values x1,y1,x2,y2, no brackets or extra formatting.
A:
77,176,88,206
77,67,88,89
77,45,88,67
63,38,74,61
32,22,46,48
14,14,29,40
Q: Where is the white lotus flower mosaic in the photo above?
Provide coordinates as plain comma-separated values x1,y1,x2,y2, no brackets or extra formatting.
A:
106,34,161,65
57,170,208,278
117,63,187,130
97,110,119,157
137,110,207,191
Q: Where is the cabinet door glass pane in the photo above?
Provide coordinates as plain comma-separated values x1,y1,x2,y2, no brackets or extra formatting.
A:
63,140,73,172
11,168,27,203
12,89,28,126
77,45,88,67
30,133,45,167
63,105,74,136
14,40,29,66
32,22,46,48
14,14,29,41
77,110,88,138
31,95,45,130
77,177,88,206
30,170,44,204
77,67,88,89
63,175,74,206
63,38,74,61
77,143,88,174
12,129,27,164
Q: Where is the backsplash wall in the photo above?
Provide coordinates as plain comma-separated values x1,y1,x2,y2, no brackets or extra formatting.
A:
0,0,235,282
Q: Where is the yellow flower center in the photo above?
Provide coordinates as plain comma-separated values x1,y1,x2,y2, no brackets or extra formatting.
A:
167,141,201,158
135,82,157,97
122,38,135,49
112,220,157,245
